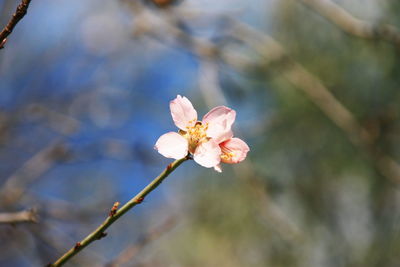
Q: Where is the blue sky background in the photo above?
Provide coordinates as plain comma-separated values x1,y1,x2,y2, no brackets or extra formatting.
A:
0,0,273,199
0,0,272,265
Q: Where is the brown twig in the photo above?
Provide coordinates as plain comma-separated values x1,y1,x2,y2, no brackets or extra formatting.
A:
0,208,37,224
0,0,32,49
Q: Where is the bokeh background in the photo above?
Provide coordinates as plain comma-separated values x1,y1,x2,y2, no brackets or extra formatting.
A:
1,0,400,266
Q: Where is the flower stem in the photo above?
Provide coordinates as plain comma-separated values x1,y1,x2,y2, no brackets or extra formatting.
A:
48,157,188,267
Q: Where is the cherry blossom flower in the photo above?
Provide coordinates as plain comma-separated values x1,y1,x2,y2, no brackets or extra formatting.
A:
155,95,249,172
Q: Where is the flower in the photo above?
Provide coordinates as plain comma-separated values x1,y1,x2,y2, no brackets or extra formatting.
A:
155,95,249,172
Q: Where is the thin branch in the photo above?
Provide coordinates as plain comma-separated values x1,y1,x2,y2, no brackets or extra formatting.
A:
47,157,188,267
0,0,32,49
298,0,400,48
36,221,105,266
0,209,37,224
0,139,68,206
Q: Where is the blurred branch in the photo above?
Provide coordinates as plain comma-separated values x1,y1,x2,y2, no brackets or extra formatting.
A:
229,21,400,184
131,4,400,184
42,195,113,223
0,139,69,206
106,216,178,267
126,1,400,185
48,157,188,267
298,0,400,48
124,3,400,242
0,0,32,49
36,221,106,266
0,208,37,224
26,104,81,136
0,106,79,206
126,6,304,240
282,62,400,182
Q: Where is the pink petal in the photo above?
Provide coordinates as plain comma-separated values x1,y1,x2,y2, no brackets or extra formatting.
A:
219,138,250,164
155,132,188,159
202,106,236,143
193,140,221,168
170,95,197,130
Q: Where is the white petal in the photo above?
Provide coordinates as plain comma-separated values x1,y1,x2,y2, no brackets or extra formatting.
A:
155,132,188,159
193,140,221,168
170,95,197,130
202,106,236,143
214,164,222,173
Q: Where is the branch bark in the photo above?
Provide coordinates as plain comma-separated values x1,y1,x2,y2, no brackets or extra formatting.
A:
0,209,37,224
0,0,32,49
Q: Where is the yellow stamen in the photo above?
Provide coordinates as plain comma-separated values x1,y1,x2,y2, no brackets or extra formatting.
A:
183,121,209,153
221,152,235,161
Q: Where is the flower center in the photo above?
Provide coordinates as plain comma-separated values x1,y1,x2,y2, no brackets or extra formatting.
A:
181,121,209,153
220,146,236,163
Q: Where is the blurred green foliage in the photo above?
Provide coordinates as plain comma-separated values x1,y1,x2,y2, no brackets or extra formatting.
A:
148,1,400,267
